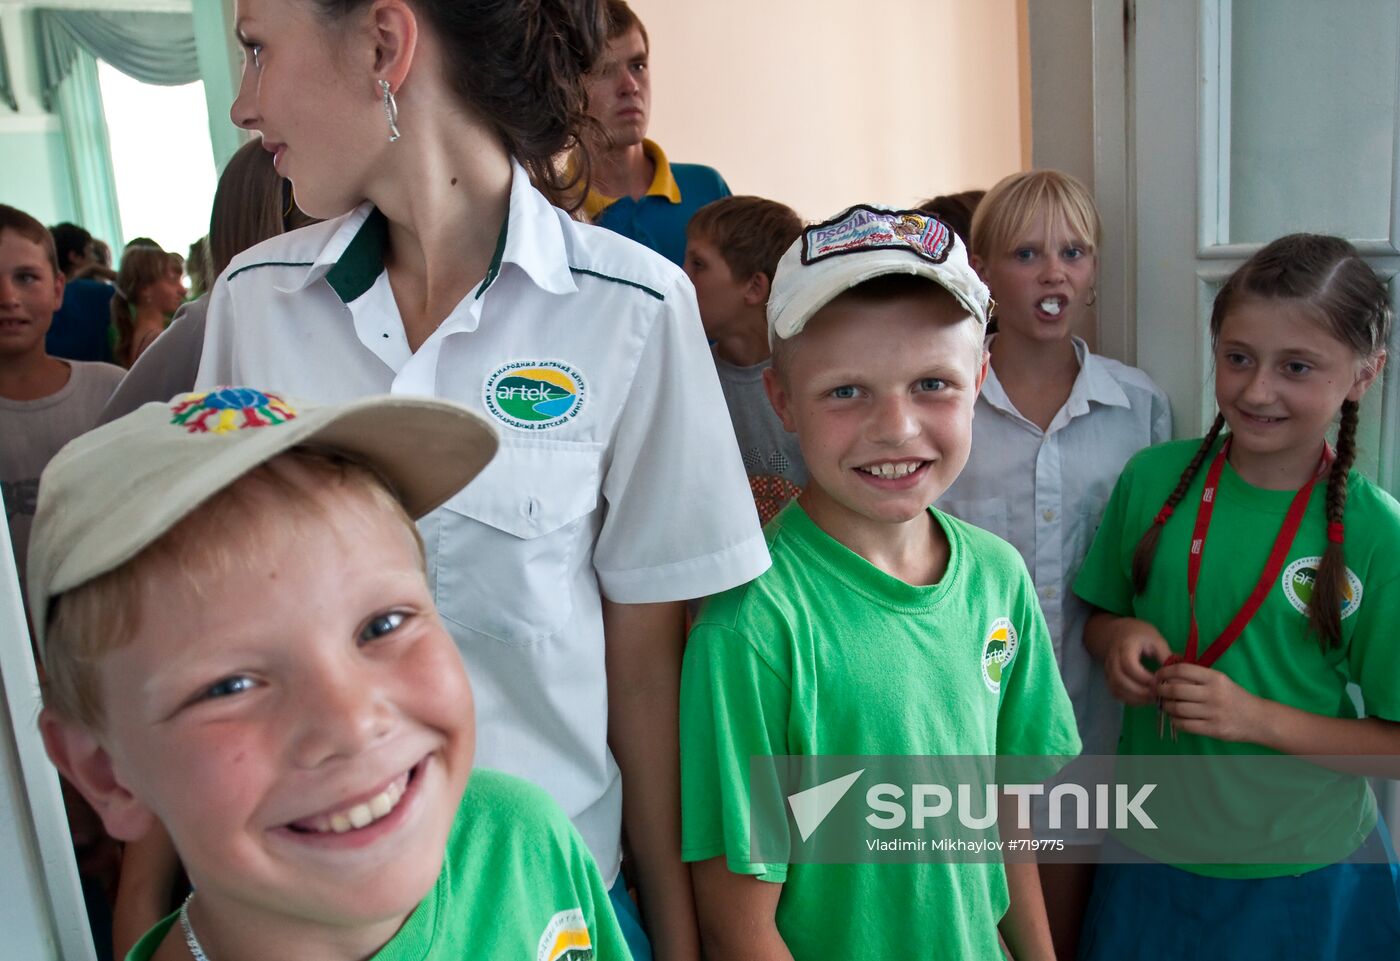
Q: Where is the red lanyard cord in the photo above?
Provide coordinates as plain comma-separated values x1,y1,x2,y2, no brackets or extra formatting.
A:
1181,437,1333,668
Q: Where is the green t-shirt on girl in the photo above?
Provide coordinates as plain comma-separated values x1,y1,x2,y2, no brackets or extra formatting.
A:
125,770,631,961
1074,437,1400,878
681,501,1081,961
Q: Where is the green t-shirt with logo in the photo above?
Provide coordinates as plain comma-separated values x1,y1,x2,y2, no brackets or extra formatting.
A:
680,502,1081,961
1074,437,1400,878
125,770,631,961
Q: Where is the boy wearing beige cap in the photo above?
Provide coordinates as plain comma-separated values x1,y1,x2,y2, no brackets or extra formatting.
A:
679,208,1080,959
32,387,631,960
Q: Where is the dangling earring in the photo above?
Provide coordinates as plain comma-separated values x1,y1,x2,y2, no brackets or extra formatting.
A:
379,79,401,143
1086,286,1098,307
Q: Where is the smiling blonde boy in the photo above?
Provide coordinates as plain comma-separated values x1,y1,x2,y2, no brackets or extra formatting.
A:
679,207,1081,960
33,388,631,960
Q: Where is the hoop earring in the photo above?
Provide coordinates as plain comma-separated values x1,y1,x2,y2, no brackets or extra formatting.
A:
379,79,401,143
1086,286,1098,307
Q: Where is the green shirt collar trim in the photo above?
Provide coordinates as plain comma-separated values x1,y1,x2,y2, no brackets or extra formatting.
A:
475,211,509,300
322,202,510,306
325,207,389,304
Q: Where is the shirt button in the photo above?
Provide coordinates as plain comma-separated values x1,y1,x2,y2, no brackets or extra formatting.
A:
1042,509,1055,522
1043,587,1058,599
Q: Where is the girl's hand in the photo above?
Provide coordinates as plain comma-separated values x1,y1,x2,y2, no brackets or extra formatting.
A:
1099,617,1174,706
1156,662,1263,743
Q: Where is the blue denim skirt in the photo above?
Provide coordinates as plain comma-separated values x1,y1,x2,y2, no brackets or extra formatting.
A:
1078,826,1400,960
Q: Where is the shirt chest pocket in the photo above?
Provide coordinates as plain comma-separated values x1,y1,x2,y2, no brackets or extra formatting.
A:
425,441,603,647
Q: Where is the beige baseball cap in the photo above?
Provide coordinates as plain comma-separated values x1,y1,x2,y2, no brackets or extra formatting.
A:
28,387,498,660
767,204,992,343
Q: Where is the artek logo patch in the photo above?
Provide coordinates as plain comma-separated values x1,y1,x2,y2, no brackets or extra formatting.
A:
537,908,593,961
1282,556,1362,620
981,617,1019,694
483,360,586,432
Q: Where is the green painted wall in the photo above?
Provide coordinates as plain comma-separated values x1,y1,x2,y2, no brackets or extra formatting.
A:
0,125,78,226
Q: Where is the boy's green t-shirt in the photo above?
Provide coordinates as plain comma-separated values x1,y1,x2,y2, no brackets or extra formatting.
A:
1074,437,1400,877
126,770,631,961
681,502,1081,960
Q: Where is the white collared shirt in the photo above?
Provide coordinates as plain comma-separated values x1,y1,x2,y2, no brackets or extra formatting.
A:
940,336,1171,766
197,161,770,882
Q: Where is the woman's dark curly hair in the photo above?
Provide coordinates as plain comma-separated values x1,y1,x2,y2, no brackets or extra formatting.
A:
314,0,606,210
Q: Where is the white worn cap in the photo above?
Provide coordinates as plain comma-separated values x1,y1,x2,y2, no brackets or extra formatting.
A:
28,387,498,660
767,204,992,343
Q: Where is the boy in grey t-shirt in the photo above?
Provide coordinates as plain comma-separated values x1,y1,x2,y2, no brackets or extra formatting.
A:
684,196,806,523
0,206,124,597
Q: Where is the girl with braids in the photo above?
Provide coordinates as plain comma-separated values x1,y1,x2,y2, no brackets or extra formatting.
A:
1074,234,1400,959
197,3,769,959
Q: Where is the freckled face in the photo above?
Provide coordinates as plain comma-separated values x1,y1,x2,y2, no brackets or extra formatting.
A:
93,478,474,939
768,290,987,538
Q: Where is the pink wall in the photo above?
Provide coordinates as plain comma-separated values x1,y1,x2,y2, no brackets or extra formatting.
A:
628,0,1029,221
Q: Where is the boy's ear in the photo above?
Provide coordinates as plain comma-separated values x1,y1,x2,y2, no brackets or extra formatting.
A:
40,709,157,843
1349,349,1387,403
762,365,798,433
368,0,419,88
969,253,985,280
975,347,990,393
742,272,771,308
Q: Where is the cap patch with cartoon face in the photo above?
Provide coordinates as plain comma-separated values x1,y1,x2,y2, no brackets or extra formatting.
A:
801,205,953,267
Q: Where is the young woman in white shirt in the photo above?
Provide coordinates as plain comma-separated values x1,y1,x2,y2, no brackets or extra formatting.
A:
199,4,769,959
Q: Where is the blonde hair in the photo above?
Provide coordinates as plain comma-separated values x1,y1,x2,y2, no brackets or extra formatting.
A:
970,169,1101,264
41,450,425,728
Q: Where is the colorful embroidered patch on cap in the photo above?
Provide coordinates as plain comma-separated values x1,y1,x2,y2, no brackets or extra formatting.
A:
536,908,593,961
801,205,953,266
483,360,587,432
170,387,298,434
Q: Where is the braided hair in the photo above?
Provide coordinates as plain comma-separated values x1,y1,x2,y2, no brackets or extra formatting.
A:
1131,234,1390,649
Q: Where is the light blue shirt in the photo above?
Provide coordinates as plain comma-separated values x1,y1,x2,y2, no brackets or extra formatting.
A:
940,336,1171,792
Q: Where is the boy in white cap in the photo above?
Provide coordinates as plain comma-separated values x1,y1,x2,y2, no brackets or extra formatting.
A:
680,208,1081,959
32,387,632,960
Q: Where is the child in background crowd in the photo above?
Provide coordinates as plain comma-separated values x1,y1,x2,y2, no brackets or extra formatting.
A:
112,245,185,368
36,389,633,961
938,169,1171,958
1076,234,1400,960
916,189,984,248
681,206,1080,960
684,196,806,522
0,204,125,610
103,136,318,423
46,221,117,364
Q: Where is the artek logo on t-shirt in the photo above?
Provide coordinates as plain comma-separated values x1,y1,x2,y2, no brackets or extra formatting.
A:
536,908,593,961
1281,557,1362,620
981,617,1019,695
